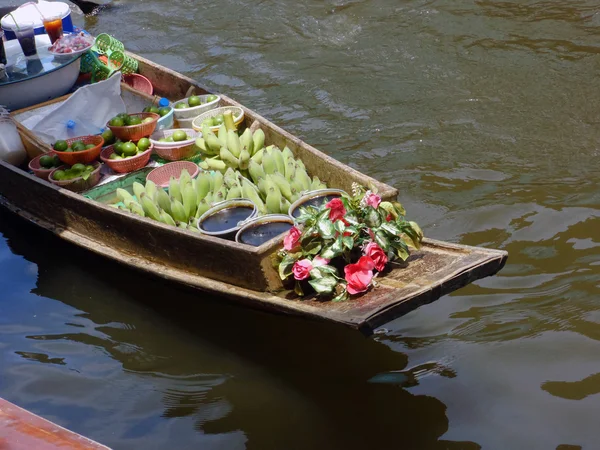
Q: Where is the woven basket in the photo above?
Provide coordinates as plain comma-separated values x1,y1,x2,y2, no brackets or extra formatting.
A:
48,162,102,192
192,106,244,134
122,74,154,96
172,95,221,120
100,145,153,174
106,112,159,141
150,129,199,161
146,161,200,188
29,154,59,180
54,135,104,165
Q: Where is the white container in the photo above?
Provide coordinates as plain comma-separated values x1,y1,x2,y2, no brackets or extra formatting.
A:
1,1,74,41
172,94,221,121
0,110,27,166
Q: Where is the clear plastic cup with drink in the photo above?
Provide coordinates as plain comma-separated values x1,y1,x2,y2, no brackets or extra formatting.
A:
14,22,37,58
43,15,63,44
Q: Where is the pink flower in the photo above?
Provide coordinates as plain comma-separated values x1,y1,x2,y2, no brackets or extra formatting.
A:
365,193,381,209
344,256,375,295
364,242,388,272
313,256,330,267
292,259,312,280
284,226,302,251
325,198,346,222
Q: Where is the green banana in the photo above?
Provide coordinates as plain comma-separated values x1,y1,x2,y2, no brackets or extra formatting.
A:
140,193,161,221
282,146,294,162
132,182,145,201
284,159,296,181
257,178,268,196
204,132,221,154
262,151,277,174
238,148,250,170
213,186,227,203
178,222,188,230
291,178,305,197
281,198,291,215
295,165,312,191
171,199,187,223
269,173,293,201
226,186,242,200
251,148,264,165
217,124,227,147
252,129,265,155
145,179,158,199
227,130,241,157
266,187,282,214
159,210,176,226
240,128,253,153
168,177,182,203
220,147,239,169
212,171,224,192
128,201,145,217
156,189,172,216
272,147,285,175
241,179,267,214
117,188,134,206
204,158,227,173
182,184,197,219
179,169,192,191
195,172,211,200
248,159,265,183
223,111,237,131
195,199,211,219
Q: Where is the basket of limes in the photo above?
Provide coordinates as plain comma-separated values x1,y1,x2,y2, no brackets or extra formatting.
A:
100,138,154,173
149,129,199,161
29,153,63,180
106,112,159,142
48,162,102,192
172,94,220,121
52,136,104,165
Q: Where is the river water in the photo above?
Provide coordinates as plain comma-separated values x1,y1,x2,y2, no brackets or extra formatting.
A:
1,0,600,448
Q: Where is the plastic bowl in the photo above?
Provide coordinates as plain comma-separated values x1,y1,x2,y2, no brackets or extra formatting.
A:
146,161,200,188
122,73,153,96
53,135,104,165
29,154,60,180
48,161,102,192
150,128,199,161
156,107,174,131
192,106,245,135
106,112,159,141
197,198,258,241
172,94,221,121
100,145,153,174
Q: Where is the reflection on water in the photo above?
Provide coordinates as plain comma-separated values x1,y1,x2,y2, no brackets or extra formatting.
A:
1,0,600,448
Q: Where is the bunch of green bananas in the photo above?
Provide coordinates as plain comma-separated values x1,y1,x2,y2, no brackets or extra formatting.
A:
196,124,265,173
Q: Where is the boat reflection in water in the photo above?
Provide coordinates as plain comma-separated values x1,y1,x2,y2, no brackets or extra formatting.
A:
0,208,483,449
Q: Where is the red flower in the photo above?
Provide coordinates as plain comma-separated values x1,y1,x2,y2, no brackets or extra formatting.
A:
386,214,393,222
344,256,375,295
284,226,302,251
364,242,388,272
364,193,381,209
292,259,312,280
325,198,346,222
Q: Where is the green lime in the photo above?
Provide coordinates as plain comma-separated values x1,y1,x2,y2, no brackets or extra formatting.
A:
101,129,115,145
158,138,168,143
166,136,174,142
188,96,202,107
109,152,121,160
85,165,95,172
52,169,65,180
202,117,214,127
72,144,86,152
172,130,188,142
122,142,137,157
52,155,61,167
137,137,151,151
53,140,68,152
117,113,129,120
39,155,54,168
142,117,154,124
85,144,96,149
72,163,86,173
206,94,218,103
113,141,124,155
158,107,171,117
126,115,142,126
175,102,188,109
213,115,224,125
109,117,124,127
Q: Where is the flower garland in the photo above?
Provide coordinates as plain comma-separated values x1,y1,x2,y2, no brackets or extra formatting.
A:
277,183,423,301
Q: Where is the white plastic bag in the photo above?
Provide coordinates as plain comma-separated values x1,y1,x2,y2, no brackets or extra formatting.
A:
27,73,126,144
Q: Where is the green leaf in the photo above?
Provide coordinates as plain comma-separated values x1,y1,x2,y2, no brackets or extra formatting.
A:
320,238,344,260
332,290,349,302
380,221,401,236
316,264,339,277
344,226,358,235
392,201,406,217
364,206,382,228
344,213,360,225
278,254,298,280
390,238,410,261
309,267,323,279
342,235,354,250
318,217,336,239
81,172,91,181
294,280,304,296
333,219,346,234
374,231,391,252
303,241,322,255
308,276,337,295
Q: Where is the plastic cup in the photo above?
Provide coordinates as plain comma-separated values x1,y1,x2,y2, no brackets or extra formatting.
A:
14,22,37,58
43,15,63,44
0,31,6,65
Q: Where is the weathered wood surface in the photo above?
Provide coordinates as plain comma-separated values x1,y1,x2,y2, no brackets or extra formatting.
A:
0,398,110,450
0,159,506,335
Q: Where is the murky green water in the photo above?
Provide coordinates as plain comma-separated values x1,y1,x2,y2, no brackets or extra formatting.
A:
2,0,600,448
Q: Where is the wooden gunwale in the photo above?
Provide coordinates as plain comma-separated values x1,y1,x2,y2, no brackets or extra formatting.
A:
0,53,509,335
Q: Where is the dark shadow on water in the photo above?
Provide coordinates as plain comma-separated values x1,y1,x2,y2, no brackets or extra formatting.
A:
0,208,479,449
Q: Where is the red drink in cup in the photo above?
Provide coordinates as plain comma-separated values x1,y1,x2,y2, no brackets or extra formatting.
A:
43,16,63,44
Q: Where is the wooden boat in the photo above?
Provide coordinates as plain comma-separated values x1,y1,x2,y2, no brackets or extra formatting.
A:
0,52,508,336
